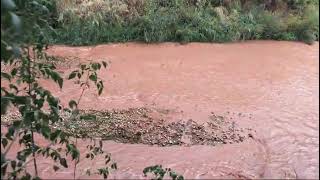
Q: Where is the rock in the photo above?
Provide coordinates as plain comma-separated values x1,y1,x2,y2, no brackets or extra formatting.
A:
4,107,256,147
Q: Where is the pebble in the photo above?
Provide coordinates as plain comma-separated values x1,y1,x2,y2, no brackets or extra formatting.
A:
2,108,255,147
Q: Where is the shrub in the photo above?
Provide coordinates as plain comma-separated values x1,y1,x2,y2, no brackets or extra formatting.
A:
48,0,319,45
287,5,319,44
256,11,288,40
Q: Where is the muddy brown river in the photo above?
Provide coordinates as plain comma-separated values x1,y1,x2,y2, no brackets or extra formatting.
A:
3,41,319,179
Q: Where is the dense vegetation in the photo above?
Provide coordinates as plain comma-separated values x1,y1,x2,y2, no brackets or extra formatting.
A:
47,0,319,45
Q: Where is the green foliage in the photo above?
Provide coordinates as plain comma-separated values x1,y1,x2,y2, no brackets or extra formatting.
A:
68,61,107,96
45,0,319,45
143,165,184,180
1,0,115,179
287,5,319,44
256,11,287,40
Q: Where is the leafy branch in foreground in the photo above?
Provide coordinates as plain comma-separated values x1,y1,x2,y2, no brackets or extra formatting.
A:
1,0,184,179
143,165,184,180
1,0,115,179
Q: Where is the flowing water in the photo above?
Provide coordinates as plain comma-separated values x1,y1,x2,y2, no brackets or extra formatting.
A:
3,41,319,179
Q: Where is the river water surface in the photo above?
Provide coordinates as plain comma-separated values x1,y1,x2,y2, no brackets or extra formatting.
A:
4,41,319,179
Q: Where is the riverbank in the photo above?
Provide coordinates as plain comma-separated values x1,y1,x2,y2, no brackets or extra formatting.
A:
44,0,320,45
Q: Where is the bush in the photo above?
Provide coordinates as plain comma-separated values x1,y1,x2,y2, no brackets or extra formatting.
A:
256,11,287,40
287,5,319,43
47,0,319,45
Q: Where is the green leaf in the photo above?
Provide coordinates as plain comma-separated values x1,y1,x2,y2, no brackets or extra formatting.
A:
1,0,16,10
12,46,21,58
1,42,13,62
71,149,79,161
1,96,10,115
98,86,103,95
111,163,117,170
86,169,91,176
89,74,97,82
57,78,63,89
59,158,68,168
102,61,107,68
80,65,86,70
41,126,51,139
33,111,39,121
105,155,111,164
21,174,31,180
68,100,77,109
17,148,32,161
35,123,41,132
50,151,55,158
49,71,63,88
12,120,21,128
9,12,21,31
67,143,80,161
169,171,177,179
47,96,58,107
177,175,184,180
97,81,104,95
1,138,8,148
10,68,18,76
50,130,61,141
98,168,109,179
10,160,16,170
9,84,18,93
1,163,8,177
17,161,23,167
91,63,101,70
16,79,21,85
32,176,41,180
33,82,39,88
63,108,71,113
13,96,28,105
68,71,77,80
53,165,59,172
1,72,11,81
22,134,31,143
6,126,15,140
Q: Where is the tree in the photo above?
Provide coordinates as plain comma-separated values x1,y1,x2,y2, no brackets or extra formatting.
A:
1,0,115,179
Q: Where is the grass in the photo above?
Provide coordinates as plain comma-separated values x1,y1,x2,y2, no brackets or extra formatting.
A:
45,0,319,45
